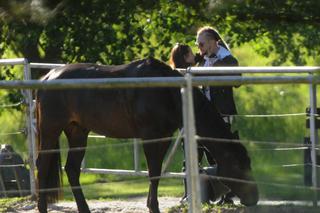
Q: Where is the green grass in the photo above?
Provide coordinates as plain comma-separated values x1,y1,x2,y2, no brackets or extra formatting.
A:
168,203,320,213
62,174,184,200
0,197,29,212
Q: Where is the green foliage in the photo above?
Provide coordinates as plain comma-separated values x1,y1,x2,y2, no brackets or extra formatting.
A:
1,0,319,103
1,0,320,202
235,84,307,141
210,0,320,65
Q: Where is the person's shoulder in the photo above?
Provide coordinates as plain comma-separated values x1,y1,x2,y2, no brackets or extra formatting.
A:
221,55,238,66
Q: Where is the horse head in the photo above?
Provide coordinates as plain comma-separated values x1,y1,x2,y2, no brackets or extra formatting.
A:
216,142,259,206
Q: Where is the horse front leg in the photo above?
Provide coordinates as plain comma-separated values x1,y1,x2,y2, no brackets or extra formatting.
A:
143,139,171,213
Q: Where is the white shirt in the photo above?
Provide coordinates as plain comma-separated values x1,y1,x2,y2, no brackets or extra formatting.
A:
203,45,231,67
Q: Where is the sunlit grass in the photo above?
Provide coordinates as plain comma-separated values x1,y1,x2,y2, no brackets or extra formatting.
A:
62,174,183,200
0,197,28,212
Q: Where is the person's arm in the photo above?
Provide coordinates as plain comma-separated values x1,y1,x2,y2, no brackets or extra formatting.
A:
215,55,241,87
215,55,239,68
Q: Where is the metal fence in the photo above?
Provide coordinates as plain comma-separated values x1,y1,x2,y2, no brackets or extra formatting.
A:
0,58,319,211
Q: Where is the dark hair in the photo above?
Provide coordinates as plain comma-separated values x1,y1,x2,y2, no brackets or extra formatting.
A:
197,26,230,51
169,43,192,69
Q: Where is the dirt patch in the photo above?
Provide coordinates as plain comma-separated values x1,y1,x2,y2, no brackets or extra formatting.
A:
10,197,180,213
7,197,320,213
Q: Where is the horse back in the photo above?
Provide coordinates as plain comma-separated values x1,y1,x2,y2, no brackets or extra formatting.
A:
36,58,183,139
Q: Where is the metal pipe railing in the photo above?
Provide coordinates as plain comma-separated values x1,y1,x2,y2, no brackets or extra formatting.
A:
30,63,65,69
1,75,320,90
309,81,318,206
185,66,320,74
0,58,26,65
1,59,319,210
182,73,201,212
22,59,37,199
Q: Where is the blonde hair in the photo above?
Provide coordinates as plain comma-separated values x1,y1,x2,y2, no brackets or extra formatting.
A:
197,26,230,51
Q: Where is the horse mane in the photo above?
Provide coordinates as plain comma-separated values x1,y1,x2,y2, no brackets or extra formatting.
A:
135,57,183,77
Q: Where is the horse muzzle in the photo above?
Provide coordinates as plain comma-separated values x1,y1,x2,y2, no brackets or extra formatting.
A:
239,181,259,206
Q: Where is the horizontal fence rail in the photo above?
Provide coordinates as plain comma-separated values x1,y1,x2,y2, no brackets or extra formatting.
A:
30,63,65,69
0,58,26,65
1,75,320,90
1,59,320,209
80,168,185,178
184,66,320,74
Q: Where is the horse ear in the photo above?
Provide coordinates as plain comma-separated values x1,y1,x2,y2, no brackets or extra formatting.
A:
136,58,149,70
138,57,174,75
146,56,156,65
138,57,159,69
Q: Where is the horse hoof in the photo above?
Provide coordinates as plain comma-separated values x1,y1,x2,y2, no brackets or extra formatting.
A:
38,207,48,213
148,207,161,213
240,199,258,206
217,197,234,206
78,205,91,213
37,201,47,213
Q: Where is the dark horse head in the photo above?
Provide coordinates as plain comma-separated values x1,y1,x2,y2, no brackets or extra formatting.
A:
35,57,257,213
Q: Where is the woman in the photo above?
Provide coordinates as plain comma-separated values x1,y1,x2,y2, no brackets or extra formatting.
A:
169,43,212,163
169,43,220,203
169,43,196,69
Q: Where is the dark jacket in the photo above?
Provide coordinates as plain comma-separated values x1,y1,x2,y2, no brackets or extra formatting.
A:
199,55,240,116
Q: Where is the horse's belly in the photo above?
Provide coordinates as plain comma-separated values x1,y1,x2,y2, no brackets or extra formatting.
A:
89,124,137,139
77,109,138,138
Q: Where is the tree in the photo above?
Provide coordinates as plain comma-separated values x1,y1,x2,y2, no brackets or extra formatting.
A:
0,0,319,95
208,0,320,65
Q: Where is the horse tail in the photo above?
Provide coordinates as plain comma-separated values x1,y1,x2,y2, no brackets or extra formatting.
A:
35,95,63,203
46,142,63,203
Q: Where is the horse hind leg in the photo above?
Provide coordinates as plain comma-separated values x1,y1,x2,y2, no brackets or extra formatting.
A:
64,123,90,213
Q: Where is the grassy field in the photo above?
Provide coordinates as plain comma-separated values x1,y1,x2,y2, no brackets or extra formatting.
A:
63,174,184,200
0,109,318,202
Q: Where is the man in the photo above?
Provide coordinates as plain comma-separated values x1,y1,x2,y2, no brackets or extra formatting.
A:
195,26,241,205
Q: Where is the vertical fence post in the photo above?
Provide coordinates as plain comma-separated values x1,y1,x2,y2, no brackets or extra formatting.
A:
309,73,318,206
134,139,140,172
23,59,37,199
161,129,184,174
181,73,201,212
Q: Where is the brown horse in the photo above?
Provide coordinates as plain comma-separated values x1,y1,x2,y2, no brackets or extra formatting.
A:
35,57,258,213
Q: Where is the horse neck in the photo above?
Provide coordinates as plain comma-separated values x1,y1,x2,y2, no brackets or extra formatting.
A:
180,89,252,170
193,90,232,139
